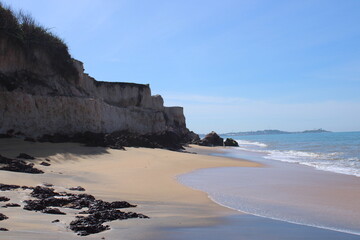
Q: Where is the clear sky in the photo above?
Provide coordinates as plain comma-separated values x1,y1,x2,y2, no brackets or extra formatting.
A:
3,0,360,133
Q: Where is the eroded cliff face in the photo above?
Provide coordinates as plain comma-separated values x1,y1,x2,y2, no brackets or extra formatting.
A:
0,39,189,138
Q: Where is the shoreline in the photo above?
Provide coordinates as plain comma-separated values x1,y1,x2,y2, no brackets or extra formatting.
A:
179,146,360,238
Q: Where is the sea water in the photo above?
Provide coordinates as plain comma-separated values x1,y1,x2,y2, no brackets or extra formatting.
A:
179,132,360,235
229,131,360,177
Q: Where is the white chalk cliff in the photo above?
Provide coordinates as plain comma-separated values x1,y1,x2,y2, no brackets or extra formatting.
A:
0,37,188,138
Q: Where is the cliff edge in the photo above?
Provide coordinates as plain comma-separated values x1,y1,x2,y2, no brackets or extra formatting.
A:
0,4,196,147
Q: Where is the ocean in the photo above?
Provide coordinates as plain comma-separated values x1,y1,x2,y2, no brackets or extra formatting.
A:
179,131,360,235
227,131,360,177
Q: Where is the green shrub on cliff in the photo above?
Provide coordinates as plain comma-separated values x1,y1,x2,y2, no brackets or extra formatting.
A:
0,2,78,81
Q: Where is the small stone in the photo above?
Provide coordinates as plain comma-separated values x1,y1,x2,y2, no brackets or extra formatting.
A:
68,186,85,191
52,219,60,223
4,203,20,208
0,227,9,231
40,162,51,166
42,208,66,215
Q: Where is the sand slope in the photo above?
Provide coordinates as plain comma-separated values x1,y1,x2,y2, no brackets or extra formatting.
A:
0,139,259,239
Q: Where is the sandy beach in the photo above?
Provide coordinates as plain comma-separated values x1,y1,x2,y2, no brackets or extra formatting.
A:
2,139,360,240
0,138,259,239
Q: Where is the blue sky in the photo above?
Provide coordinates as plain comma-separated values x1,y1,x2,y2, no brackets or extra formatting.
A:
4,0,360,133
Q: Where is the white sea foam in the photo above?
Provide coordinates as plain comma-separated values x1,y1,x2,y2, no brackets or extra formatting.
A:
263,150,360,177
229,140,360,177
235,140,267,148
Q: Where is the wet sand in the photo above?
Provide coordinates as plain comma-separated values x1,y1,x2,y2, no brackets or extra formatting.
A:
178,147,360,239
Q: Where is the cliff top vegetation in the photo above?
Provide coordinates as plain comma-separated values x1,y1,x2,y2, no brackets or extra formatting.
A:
0,1,77,80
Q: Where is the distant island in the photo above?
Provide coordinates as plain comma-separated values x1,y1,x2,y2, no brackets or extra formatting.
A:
221,129,330,136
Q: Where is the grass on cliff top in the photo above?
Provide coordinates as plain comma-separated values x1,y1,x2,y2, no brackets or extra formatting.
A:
0,2,78,81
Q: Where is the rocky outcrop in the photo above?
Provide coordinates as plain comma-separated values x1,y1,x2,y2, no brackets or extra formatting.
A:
199,131,224,146
224,138,239,147
0,37,191,144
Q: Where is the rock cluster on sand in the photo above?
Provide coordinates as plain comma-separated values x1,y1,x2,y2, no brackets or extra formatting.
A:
0,155,43,174
198,131,224,146
1,184,148,236
224,138,239,147
197,132,239,147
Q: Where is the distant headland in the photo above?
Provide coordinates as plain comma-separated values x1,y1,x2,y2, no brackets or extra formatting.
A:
221,128,330,136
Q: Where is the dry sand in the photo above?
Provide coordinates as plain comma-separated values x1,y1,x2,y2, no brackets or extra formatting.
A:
0,139,260,239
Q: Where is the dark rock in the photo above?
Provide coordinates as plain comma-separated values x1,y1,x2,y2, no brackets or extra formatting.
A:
0,196,10,202
16,153,35,160
31,186,59,199
3,203,20,208
81,199,136,214
0,134,11,138
24,137,36,142
37,133,71,143
6,129,15,137
37,130,187,151
0,162,44,174
0,227,8,231
43,183,53,187
0,155,14,164
0,183,21,191
23,200,47,211
0,213,8,221
182,131,200,144
72,132,107,147
70,209,148,236
42,207,66,215
224,138,239,147
68,186,85,191
198,131,224,146
20,185,148,236
52,219,60,223
110,201,136,209
0,155,43,174
24,193,96,211
70,217,109,236
40,161,51,166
